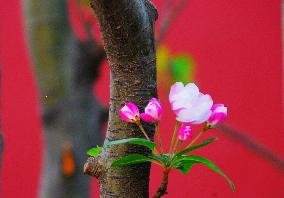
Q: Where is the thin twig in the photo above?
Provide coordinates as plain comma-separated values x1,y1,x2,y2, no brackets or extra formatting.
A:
169,122,179,154
186,127,208,148
218,124,284,173
157,0,191,43
137,123,151,141
152,170,170,198
155,124,164,154
136,121,160,155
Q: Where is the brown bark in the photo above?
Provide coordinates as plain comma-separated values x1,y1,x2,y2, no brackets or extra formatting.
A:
84,0,158,197
153,171,169,198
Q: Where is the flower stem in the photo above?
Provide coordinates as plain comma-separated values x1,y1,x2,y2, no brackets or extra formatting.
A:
169,122,179,154
173,140,183,154
136,121,159,155
155,124,163,154
186,126,208,148
172,136,179,154
137,123,151,141
152,169,170,198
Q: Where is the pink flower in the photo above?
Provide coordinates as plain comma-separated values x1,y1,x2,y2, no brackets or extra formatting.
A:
141,98,162,123
178,126,192,141
169,82,213,124
207,104,227,126
119,102,140,123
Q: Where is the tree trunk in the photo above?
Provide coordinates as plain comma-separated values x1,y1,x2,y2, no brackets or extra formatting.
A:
84,0,158,197
39,36,106,198
24,1,107,197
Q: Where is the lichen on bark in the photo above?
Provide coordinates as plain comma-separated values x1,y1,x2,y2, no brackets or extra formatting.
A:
84,0,158,197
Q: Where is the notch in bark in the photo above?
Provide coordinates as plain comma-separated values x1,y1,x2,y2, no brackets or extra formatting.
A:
84,0,158,197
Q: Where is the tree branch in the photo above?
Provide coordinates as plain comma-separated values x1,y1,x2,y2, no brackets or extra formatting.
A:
157,0,190,43
218,124,284,173
152,170,169,198
84,156,104,179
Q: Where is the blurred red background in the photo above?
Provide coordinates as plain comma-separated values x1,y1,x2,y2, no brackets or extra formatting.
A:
1,0,283,197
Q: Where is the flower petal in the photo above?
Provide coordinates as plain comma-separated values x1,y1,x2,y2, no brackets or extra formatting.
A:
169,82,185,103
211,104,224,111
178,125,192,141
208,104,227,125
141,113,156,122
141,98,162,122
125,102,139,117
119,109,132,122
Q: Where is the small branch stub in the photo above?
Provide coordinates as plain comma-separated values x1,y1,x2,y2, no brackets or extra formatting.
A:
83,156,103,179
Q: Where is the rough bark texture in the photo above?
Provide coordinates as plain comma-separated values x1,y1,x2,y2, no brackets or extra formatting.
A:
84,0,158,197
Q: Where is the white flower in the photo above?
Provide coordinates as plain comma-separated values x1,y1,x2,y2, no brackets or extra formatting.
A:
169,82,213,124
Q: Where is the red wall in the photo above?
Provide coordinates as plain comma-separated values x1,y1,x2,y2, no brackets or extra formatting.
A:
1,0,283,197
0,1,43,197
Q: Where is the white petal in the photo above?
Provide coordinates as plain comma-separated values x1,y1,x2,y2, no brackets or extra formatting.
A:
192,94,213,114
215,106,227,114
169,82,184,103
145,103,158,119
185,83,200,96
191,110,212,124
175,108,195,123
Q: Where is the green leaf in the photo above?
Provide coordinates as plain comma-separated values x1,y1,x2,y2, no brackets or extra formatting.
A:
112,154,152,167
104,138,156,151
175,138,218,157
181,155,235,191
86,146,103,157
148,154,172,167
170,55,194,84
175,161,193,174
148,154,165,164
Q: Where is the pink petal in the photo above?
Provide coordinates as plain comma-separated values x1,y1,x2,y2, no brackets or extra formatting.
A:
208,106,227,125
150,98,160,104
211,104,224,111
215,106,227,114
178,126,192,141
145,105,158,119
208,113,226,125
125,102,139,116
157,106,162,118
147,98,162,119
141,113,156,122
119,109,132,122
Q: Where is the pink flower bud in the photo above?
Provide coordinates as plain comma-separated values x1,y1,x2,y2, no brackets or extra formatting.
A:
119,102,140,123
178,126,192,141
207,104,227,126
141,98,162,123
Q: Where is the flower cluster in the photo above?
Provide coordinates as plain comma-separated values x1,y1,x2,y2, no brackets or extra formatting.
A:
87,82,233,197
119,82,227,142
